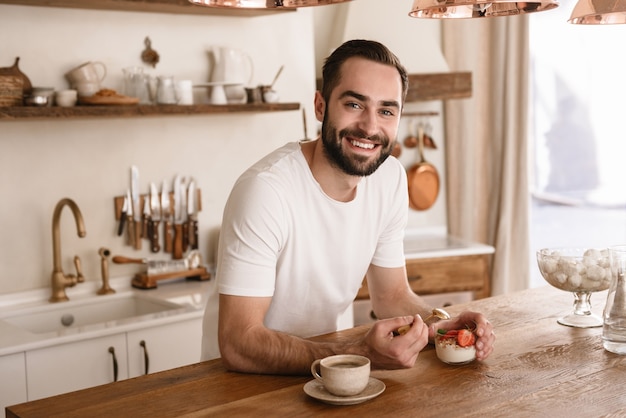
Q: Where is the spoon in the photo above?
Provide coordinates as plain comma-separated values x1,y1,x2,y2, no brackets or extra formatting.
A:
426,307,451,321
394,308,451,336
270,65,284,89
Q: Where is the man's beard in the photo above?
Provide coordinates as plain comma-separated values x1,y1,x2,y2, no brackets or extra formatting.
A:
320,114,393,177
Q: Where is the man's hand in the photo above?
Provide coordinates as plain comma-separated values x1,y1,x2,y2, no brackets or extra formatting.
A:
362,315,429,369
428,310,495,361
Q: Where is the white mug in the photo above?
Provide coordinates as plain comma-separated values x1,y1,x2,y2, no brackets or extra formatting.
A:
65,61,107,87
311,354,370,397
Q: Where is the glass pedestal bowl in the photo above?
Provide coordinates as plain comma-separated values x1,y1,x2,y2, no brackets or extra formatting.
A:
537,248,611,328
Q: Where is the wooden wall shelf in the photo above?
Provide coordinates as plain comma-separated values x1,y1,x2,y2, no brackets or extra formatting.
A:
0,0,294,17
405,72,472,102
0,102,301,121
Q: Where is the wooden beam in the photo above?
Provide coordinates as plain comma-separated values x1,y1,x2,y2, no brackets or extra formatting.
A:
316,71,472,102
0,0,294,16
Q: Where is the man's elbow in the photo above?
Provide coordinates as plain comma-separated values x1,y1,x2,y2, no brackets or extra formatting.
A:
219,338,253,373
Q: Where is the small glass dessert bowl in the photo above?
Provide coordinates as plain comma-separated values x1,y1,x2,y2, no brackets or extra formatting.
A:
434,329,476,365
536,247,611,328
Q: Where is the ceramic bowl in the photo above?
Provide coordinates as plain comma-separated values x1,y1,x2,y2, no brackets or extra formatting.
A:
25,87,55,107
55,89,78,107
24,94,49,107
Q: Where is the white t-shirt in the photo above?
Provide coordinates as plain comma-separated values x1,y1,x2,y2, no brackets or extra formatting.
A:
201,141,408,360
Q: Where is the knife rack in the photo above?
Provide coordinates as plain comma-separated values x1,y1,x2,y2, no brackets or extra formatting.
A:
113,189,202,221
131,266,211,290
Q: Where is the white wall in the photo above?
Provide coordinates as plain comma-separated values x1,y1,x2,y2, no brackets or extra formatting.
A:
0,2,447,295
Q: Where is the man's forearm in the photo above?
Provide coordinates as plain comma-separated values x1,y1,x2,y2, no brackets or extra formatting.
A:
219,325,368,375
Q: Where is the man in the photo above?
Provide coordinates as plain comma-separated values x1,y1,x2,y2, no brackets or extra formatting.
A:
201,39,495,374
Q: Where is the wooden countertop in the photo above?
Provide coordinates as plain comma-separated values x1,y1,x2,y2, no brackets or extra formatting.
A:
7,286,625,417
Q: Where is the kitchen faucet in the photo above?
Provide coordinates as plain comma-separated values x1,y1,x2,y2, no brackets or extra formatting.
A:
50,198,86,303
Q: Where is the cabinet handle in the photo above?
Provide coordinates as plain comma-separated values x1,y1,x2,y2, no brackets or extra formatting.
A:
140,340,150,375
108,347,118,382
407,275,422,282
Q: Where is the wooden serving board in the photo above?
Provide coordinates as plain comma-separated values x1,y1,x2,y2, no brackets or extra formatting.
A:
131,266,211,289
79,94,139,105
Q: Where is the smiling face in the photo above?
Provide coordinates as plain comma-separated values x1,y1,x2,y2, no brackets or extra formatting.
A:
317,57,403,177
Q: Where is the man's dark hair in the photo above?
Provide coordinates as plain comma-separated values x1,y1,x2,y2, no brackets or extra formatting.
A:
321,39,409,104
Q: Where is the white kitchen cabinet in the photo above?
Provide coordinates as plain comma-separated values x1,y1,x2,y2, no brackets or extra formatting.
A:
127,318,202,378
25,334,128,401
0,352,27,411
23,317,203,401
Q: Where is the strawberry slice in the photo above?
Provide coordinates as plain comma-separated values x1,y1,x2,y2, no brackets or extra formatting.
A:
457,329,476,347
439,329,458,337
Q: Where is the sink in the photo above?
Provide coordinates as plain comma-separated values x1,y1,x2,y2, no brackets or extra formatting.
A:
1,293,185,335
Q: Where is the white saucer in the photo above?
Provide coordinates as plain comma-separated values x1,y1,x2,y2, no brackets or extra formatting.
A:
303,377,385,406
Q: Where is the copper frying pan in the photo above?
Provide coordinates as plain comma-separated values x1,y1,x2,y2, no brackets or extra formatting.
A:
407,126,439,210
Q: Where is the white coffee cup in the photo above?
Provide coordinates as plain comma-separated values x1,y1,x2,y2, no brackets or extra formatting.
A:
311,354,370,397
55,89,78,107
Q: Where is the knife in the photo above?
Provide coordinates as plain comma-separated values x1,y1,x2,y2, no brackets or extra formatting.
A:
149,182,160,253
125,189,136,247
180,176,189,253
142,197,151,240
131,165,141,250
187,179,199,250
173,175,183,259
161,179,173,254
117,195,128,237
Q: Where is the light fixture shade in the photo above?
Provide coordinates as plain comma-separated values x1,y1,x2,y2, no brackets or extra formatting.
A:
568,0,626,24
409,0,558,18
188,0,352,8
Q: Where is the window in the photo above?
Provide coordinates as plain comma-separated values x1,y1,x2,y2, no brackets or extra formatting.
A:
529,2,626,287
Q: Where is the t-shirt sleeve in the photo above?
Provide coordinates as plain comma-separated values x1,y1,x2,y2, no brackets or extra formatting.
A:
216,175,286,297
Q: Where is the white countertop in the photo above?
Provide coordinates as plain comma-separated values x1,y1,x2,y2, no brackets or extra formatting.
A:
0,277,214,356
403,229,495,259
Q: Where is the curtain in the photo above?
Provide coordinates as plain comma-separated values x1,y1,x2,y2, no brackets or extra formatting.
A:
442,18,530,295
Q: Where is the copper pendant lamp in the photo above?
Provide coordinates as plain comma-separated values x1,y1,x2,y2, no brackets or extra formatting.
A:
568,0,626,24
408,0,558,18
188,0,352,8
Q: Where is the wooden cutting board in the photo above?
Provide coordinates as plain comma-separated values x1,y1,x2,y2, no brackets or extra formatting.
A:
79,94,139,105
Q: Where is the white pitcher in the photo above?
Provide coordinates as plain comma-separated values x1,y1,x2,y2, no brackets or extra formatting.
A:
209,46,254,104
